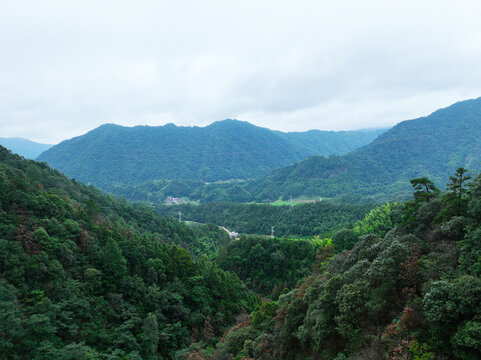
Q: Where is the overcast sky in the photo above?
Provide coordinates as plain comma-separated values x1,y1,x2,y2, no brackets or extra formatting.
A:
1,0,481,143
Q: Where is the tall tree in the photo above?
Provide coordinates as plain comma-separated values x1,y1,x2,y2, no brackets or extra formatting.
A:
447,167,471,215
203,315,214,343
142,313,159,360
100,237,128,288
410,177,439,202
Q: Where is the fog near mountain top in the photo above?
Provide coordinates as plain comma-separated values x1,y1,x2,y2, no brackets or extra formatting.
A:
1,0,481,143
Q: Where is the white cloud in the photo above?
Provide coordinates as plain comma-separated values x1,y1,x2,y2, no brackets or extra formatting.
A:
1,0,481,142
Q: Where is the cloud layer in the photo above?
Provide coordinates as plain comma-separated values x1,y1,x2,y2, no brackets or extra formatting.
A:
1,0,481,143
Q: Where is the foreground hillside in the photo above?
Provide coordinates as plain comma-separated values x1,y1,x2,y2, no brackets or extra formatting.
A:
189,169,481,359
187,98,481,203
36,120,383,190
0,146,255,359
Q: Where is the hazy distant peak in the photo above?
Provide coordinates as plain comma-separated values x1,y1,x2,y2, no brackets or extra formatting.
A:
0,137,53,159
95,123,122,129
207,119,258,128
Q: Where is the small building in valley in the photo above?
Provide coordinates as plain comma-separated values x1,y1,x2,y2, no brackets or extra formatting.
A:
164,196,183,205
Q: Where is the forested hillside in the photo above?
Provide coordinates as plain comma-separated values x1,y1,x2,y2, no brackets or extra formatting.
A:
4,135,481,359
36,120,383,191
213,203,399,299
158,201,372,237
216,236,324,298
189,98,481,202
275,128,385,157
0,146,255,359
188,169,481,359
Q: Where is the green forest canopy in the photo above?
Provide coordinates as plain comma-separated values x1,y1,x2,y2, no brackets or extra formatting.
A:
0,146,255,359
189,169,481,359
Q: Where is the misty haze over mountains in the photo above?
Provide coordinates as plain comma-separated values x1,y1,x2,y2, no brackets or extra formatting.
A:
0,137,52,159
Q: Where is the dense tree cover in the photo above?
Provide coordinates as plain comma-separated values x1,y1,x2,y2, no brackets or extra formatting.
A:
0,146,255,359
275,128,385,157
112,178,206,203
211,203,399,299
189,169,481,359
158,201,373,237
37,120,383,193
216,236,331,298
0,137,52,159
332,202,402,252
179,97,481,203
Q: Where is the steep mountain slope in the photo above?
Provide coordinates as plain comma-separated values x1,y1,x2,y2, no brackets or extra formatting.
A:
0,145,254,358
213,98,481,202
0,137,52,159
197,172,481,360
36,120,383,190
276,128,385,156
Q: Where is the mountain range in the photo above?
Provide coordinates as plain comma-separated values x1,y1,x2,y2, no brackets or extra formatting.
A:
105,98,481,203
36,97,481,203
236,97,481,202
36,120,384,190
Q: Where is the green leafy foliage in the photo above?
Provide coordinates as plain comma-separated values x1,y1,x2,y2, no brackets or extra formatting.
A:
206,170,481,359
0,146,255,359
216,236,326,298
158,201,373,237
332,202,400,251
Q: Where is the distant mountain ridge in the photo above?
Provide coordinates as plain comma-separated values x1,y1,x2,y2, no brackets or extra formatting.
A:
214,97,481,202
0,137,53,159
36,120,384,191
116,97,481,203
